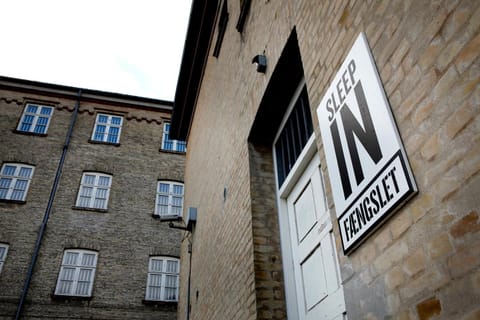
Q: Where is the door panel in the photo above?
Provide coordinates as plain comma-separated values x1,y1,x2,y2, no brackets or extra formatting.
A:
301,245,328,310
294,182,317,242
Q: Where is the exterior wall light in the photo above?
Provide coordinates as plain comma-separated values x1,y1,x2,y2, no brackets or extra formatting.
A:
169,207,197,232
252,54,267,73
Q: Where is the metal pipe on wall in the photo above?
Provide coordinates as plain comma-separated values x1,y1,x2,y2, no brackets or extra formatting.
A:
15,89,82,319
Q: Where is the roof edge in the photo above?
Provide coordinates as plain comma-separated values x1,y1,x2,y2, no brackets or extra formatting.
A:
171,0,219,140
0,75,173,111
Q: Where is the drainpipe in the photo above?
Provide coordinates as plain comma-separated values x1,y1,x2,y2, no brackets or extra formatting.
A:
187,242,193,320
15,89,82,319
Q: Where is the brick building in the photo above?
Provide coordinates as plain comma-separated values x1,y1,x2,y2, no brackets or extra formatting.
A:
0,76,185,319
171,1,480,319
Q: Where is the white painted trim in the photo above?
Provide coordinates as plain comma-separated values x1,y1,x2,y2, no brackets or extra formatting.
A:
272,77,318,319
273,78,307,144
274,136,318,319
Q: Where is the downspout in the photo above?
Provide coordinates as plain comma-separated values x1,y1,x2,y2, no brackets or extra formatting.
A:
15,89,82,319
187,242,192,320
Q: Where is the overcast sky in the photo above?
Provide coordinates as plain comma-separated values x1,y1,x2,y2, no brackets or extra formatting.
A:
0,1,192,101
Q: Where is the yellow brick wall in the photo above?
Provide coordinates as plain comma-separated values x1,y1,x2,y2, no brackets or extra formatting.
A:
178,0,479,319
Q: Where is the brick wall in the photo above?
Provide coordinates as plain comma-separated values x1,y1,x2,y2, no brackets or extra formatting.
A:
178,0,479,319
0,85,185,319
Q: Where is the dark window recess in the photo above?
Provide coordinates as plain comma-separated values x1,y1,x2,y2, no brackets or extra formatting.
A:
213,1,229,57
236,0,251,32
275,86,313,187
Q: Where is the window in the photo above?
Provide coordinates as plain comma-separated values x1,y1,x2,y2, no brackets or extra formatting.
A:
274,85,313,187
213,0,229,57
236,0,251,32
91,114,123,144
161,123,186,152
17,103,54,134
76,172,112,210
55,249,98,297
155,181,184,218
146,256,179,302
0,244,9,273
0,163,35,201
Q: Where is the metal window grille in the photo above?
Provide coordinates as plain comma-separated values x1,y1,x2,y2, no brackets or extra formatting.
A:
275,86,313,187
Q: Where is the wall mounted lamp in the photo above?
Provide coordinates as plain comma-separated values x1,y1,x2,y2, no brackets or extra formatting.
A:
168,207,197,232
252,54,267,73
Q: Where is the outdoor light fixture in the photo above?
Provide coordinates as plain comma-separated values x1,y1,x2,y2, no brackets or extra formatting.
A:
252,54,267,73
168,207,197,232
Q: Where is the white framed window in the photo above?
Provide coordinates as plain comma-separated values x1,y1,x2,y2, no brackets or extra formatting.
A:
17,103,54,134
155,181,184,217
146,256,179,302
0,243,9,273
91,114,123,144
161,123,186,152
0,163,35,201
55,249,98,297
76,172,112,209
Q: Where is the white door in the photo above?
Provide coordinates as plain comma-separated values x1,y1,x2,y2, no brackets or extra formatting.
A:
285,155,346,320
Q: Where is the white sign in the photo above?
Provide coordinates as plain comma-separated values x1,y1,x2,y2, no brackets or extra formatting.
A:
316,33,417,254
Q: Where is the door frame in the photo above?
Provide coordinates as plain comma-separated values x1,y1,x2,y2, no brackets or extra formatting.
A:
273,134,319,319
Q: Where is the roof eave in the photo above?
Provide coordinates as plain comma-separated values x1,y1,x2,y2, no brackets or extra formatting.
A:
171,0,218,140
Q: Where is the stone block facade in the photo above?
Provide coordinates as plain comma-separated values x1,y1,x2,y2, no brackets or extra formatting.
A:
172,0,479,319
0,77,185,319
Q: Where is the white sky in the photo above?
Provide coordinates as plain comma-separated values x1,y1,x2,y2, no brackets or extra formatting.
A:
0,1,192,101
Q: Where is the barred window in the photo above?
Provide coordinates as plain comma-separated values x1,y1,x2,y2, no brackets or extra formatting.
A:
0,163,35,201
155,181,184,218
76,172,112,210
274,85,313,187
91,114,123,144
145,256,179,302
17,103,54,134
55,249,98,297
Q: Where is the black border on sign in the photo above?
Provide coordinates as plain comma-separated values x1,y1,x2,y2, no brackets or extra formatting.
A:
338,150,416,255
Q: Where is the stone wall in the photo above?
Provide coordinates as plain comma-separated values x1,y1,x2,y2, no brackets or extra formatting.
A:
0,85,185,319
178,0,479,319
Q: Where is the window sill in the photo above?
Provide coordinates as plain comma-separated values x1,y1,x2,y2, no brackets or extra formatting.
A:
51,294,93,302
0,199,26,204
142,299,177,307
152,214,182,221
12,129,48,137
72,206,108,213
158,149,186,155
88,139,120,147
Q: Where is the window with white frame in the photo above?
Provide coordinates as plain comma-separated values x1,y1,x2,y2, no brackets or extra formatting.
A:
17,103,54,134
155,181,184,217
91,114,123,144
161,123,186,152
0,163,35,201
0,244,9,273
76,172,112,209
55,249,98,297
145,256,179,302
